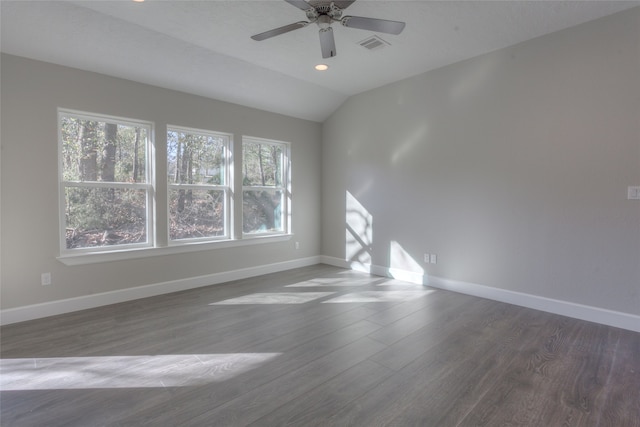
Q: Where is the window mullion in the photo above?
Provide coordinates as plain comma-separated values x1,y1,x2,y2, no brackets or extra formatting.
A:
63,181,150,190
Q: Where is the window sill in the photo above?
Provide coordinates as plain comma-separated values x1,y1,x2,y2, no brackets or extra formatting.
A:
57,234,294,266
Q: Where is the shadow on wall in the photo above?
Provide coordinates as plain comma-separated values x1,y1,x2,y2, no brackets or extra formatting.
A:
346,190,372,268
345,191,424,284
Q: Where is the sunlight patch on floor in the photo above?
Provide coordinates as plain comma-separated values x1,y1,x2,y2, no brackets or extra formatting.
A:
285,277,385,287
210,292,335,305
322,290,435,303
0,353,281,390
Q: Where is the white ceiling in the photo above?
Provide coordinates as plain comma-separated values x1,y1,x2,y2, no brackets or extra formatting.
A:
2,0,638,122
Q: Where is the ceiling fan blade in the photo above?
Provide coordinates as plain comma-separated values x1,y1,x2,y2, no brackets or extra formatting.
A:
284,0,313,11
319,27,336,58
251,21,309,41
333,1,357,10
341,16,406,35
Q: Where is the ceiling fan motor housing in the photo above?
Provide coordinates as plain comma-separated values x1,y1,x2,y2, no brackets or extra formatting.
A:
251,0,406,58
317,14,332,29
306,1,344,22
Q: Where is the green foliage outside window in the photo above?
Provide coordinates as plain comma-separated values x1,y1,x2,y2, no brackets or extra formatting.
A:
60,113,149,249
167,129,228,240
60,112,290,252
242,141,286,234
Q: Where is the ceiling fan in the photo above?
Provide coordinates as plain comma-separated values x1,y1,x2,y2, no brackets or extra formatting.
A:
251,0,406,59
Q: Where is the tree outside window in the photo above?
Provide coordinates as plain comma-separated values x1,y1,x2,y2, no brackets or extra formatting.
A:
59,111,153,251
167,127,231,242
242,138,290,235
59,110,290,258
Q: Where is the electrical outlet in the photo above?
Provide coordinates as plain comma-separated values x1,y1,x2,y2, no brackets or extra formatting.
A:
424,253,429,263
41,273,52,286
295,241,300,250
628,186,640,200
430,254,438,264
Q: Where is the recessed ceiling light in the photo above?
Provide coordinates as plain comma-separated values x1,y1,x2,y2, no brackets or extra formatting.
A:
315,64,329,71
133,0,144,2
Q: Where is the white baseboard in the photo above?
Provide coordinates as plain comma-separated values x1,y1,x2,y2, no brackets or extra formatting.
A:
0,256,321,325
4,255,638,333
320,256,640,333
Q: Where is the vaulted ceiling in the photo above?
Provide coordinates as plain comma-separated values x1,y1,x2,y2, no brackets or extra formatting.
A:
2,1,638,122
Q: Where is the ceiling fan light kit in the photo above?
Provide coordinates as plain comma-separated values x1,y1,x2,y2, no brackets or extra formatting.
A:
251,0,406,59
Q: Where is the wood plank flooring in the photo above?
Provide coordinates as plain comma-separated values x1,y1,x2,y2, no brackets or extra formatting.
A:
1,264,639,426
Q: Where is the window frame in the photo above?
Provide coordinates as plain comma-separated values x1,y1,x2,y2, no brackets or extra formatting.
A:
55,111,293,266
166,125,233,245
57,109,155,255
241,136,291,238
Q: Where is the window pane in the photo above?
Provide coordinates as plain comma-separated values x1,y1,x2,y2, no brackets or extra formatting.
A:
169,189,225,240
242,143,282,187
167,130,226,185
60,115,147,183
65,187,147,249
243,189,283,233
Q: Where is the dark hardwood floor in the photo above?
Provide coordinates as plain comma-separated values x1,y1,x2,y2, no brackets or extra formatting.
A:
1,265,639,426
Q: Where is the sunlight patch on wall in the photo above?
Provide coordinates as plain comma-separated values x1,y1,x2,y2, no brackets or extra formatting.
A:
391,123,429,166
449,55,496,102
0,353,281,390
210,292,334,305
346,191,373,265
389,240,425,284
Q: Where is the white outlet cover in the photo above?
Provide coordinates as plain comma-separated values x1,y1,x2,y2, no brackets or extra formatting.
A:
628,186,640,200
41,273,51,286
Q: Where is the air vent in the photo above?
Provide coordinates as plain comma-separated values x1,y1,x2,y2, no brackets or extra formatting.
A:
358,35,390,51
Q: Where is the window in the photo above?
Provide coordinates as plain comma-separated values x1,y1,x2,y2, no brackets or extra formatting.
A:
59,110,153,252
167,127,231,242
242,137,290,235
58,110,291,264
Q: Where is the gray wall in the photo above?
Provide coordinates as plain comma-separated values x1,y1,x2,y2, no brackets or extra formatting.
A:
1,54,322,309
322,9,640,315
2,8,639,319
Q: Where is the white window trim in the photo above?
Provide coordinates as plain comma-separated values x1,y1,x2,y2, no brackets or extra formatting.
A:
166,125,233,245
57,233,293,266
58,109,155,256
56,113,294,266
242,136,291,237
